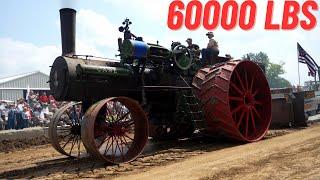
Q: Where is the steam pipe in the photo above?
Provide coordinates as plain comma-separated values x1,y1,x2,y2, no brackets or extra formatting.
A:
59,8,76,56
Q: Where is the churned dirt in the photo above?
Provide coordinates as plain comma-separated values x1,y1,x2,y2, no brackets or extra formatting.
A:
0,126,319,179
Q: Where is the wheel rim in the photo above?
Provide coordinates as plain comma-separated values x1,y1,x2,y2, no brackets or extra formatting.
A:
228,61,271,141
81,97,148,164
49,102,86,158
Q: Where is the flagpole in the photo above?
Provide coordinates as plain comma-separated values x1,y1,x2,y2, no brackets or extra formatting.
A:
297,43,301,87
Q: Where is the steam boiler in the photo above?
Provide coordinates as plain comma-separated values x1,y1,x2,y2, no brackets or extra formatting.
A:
48,8,271,164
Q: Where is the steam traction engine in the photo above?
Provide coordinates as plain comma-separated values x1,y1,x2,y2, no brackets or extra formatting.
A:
48,8,271,164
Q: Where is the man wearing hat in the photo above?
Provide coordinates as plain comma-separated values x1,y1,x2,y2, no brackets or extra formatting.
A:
186,38,200,59
202,32,219,65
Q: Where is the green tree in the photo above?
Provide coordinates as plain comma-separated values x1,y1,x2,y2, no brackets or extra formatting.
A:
242,52,291,88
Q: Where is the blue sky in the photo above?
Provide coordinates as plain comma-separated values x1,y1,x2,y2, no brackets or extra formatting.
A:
0,0,319,86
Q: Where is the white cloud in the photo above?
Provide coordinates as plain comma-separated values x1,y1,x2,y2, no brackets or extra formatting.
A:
0,38,60,77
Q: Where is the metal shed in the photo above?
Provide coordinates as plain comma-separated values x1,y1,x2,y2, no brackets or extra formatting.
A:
0,71,49,101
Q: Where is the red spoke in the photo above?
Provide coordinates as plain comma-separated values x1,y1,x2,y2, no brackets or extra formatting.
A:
99,135,111,148
230,82,244,95
250,109,256,131
252,106,263,121
244,69,249,90
231,104,246,114
105,136,114,155
252,89,260,97
118,136,126,160
111,136,115,161
229,96,243,102
123,120,135,128
237,110,246,128
115,112,130,124
235,70,246,91
254,100,263,106
124,133,134,141
245,111,249,138
120,135,131,154
249,72,256,92
115,137,124,160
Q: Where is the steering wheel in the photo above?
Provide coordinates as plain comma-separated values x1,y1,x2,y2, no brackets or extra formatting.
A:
172,45,193,70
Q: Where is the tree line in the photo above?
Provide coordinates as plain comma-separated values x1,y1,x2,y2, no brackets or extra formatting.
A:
242,52,291,88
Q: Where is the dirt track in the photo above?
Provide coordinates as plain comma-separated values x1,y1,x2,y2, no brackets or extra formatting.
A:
0,125,319,179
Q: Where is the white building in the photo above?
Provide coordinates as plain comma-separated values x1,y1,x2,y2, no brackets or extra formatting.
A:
0,71,49,101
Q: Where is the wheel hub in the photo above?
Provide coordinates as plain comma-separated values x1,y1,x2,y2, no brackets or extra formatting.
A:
71,124,81,135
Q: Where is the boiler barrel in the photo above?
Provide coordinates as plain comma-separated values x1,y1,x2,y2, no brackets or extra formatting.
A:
49,56,136,101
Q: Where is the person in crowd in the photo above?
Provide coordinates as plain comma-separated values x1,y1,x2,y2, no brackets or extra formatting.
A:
0,109,4,130
22,107,29,129
7,104,17,130
17,99,24,112
39,92,49,104
15,108,23,130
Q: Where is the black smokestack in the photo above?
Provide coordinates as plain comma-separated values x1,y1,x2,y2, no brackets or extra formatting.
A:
59,8,76,56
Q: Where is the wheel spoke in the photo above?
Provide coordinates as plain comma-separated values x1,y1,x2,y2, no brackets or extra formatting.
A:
250,109,256,131
115,111,130,124
230,82,243,95
237,110,246,128
77,136,81,158
250,72,256,92
231,104,246,114
254,100,263,106
61,134,74,149
118,136,126,161
115,137,124,160
244,69,249,90
252,106,263,121
69,135,77,155
123,120,135,128
234,70,246,91
123,133,134,141
229,96,243,102
245,110,249,138
98,135,111,148
60,133,72,139
120,135,130,148
252,89,260,97
105,136,114,155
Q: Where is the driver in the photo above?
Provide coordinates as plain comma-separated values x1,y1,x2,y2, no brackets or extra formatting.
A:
202,32,220,65
186,38,200,59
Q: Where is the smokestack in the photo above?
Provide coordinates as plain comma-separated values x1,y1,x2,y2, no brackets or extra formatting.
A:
59,8,76,56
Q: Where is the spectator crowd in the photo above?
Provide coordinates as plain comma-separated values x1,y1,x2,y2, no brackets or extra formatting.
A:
0,91,66,131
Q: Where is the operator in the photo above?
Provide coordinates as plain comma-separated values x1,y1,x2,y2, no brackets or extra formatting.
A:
186,38,200,60
202,32,219,65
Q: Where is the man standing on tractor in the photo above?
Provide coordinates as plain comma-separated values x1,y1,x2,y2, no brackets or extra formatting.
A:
202,32,220,65
186,38,201,60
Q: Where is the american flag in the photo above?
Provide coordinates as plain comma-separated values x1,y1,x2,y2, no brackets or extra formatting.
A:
297,43,318,77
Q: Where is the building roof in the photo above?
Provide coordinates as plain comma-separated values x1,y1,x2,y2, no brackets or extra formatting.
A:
0,71,48,84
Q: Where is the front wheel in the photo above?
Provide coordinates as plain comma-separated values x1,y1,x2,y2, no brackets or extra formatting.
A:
81,97,148,164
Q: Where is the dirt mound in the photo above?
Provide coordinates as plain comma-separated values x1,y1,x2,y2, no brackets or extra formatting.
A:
0,136,49,153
